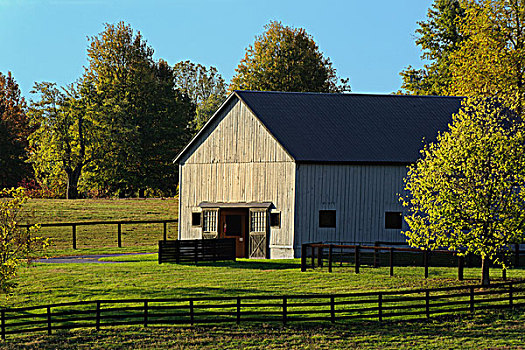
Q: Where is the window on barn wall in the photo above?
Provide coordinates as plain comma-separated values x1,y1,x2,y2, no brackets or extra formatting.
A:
192,212,202,227
250,210,266,232
203,210,218,232
385,212,402,229
319,210,336,228
270,212,281,228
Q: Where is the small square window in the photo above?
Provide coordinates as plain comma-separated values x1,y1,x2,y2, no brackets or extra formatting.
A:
319,210,336,228
385,212,402,229
270,212,281,228
192,212,202,226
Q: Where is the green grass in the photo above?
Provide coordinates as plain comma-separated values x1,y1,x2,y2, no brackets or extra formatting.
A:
1,310,524,349
21,198,178,256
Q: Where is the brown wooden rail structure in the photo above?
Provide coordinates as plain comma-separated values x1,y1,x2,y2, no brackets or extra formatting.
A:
1,280,523,340
158,238,236,264
301,243,523,280
17,219,178,249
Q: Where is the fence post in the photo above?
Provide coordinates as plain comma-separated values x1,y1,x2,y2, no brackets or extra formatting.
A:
47,306,52,335
144,301,148,327
389,248,394,277
72,224,77,250
509,283,514,307
458,255,464,281
189,300,194,325
470,287,475,314
425,290,430,319
301,244,307,272
163,222,167,241
194,240,198,264
318,246,323,268
311,246,315,269
1,310,5,340
355,245,360,274
96,302,101,331
236,297,241,325
378,293,383,322
424,250,429,279
328,245,333,273
373,242,379,268
282,297,287,325
515,244,520,267
176,240,180,264
117,223,122,248
330,297,335,323
502,267,507,281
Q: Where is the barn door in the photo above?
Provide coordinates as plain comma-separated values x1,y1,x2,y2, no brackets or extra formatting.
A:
249,209,267,258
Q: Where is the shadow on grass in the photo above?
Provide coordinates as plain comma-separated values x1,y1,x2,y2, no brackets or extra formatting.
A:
171,259,301,270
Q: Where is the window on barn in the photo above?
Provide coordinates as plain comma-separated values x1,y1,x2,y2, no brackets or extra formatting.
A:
192,212,202,227
270,212,281,228
203,210,218,232
250,210,267,233
385,212,402,229
319,210,336,228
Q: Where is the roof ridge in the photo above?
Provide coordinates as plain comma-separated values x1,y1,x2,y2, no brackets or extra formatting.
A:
234,90,463,99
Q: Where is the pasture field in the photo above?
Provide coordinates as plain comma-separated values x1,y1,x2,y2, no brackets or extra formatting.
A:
21,198,178,256
1,256,524,348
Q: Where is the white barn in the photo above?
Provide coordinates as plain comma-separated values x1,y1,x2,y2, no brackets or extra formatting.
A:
174,91,462,259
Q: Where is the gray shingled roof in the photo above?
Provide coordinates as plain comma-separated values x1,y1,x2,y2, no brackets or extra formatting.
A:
235,90,462,164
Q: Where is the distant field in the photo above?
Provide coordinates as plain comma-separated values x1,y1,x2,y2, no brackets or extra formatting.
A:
21,198,178,256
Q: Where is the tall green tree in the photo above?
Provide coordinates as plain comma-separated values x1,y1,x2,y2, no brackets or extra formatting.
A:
448,0,525,114
81,22,194,196
399,0,466,95
402,97,525,285
230,21,350,93
173,60,226,131
27,82,103,199
0,72,32,188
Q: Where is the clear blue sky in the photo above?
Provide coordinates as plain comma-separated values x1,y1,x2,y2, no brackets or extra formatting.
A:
0,0,433,98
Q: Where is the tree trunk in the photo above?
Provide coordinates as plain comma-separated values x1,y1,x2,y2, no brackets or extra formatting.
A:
481,257,490,286
66,167,82,200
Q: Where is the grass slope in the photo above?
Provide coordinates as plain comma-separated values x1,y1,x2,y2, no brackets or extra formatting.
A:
21,198,178,256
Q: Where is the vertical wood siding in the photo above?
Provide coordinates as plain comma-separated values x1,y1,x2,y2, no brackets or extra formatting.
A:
178,99,296,250
294,164,409,254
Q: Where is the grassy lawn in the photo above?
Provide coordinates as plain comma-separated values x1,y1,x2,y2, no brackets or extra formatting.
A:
21,198,178,256
0,310,524,349
0,256,524,348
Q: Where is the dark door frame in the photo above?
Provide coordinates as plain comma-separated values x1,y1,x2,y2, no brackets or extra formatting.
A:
219,208,249,258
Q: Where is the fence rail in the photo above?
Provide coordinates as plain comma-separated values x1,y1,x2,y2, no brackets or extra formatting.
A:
158,238,236,264
1,280,524,339
17,219,178,249
301,243,523,279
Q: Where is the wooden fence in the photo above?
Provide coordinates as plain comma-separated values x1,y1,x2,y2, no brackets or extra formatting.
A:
17,219,178,249
301,243,523,280
158,238,236,264
1,280,523,339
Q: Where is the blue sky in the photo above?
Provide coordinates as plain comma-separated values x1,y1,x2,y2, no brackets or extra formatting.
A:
0,0,434,98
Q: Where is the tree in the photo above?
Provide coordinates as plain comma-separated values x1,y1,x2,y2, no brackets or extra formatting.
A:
173,60,226,131
401,97,525,285
79,22,194,196
0,72,32,188
448,0,525,114
230,21,350,93
0,187,47,293
399,0,466,95
27,82,102,199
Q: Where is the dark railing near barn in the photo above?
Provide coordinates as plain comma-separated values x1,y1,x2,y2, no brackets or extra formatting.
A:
158,238,236,264
301,243,524,279
17,219,178,249
1,280,523,339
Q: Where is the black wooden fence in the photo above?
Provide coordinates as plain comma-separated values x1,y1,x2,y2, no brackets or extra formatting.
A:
301,243,524,280
17,219,178,249
158,238,236,264
1,280,523,339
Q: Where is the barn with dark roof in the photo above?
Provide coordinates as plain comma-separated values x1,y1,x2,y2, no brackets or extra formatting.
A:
174,91,462,259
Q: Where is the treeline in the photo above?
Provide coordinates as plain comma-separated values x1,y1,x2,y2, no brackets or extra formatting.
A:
0,21,349,198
